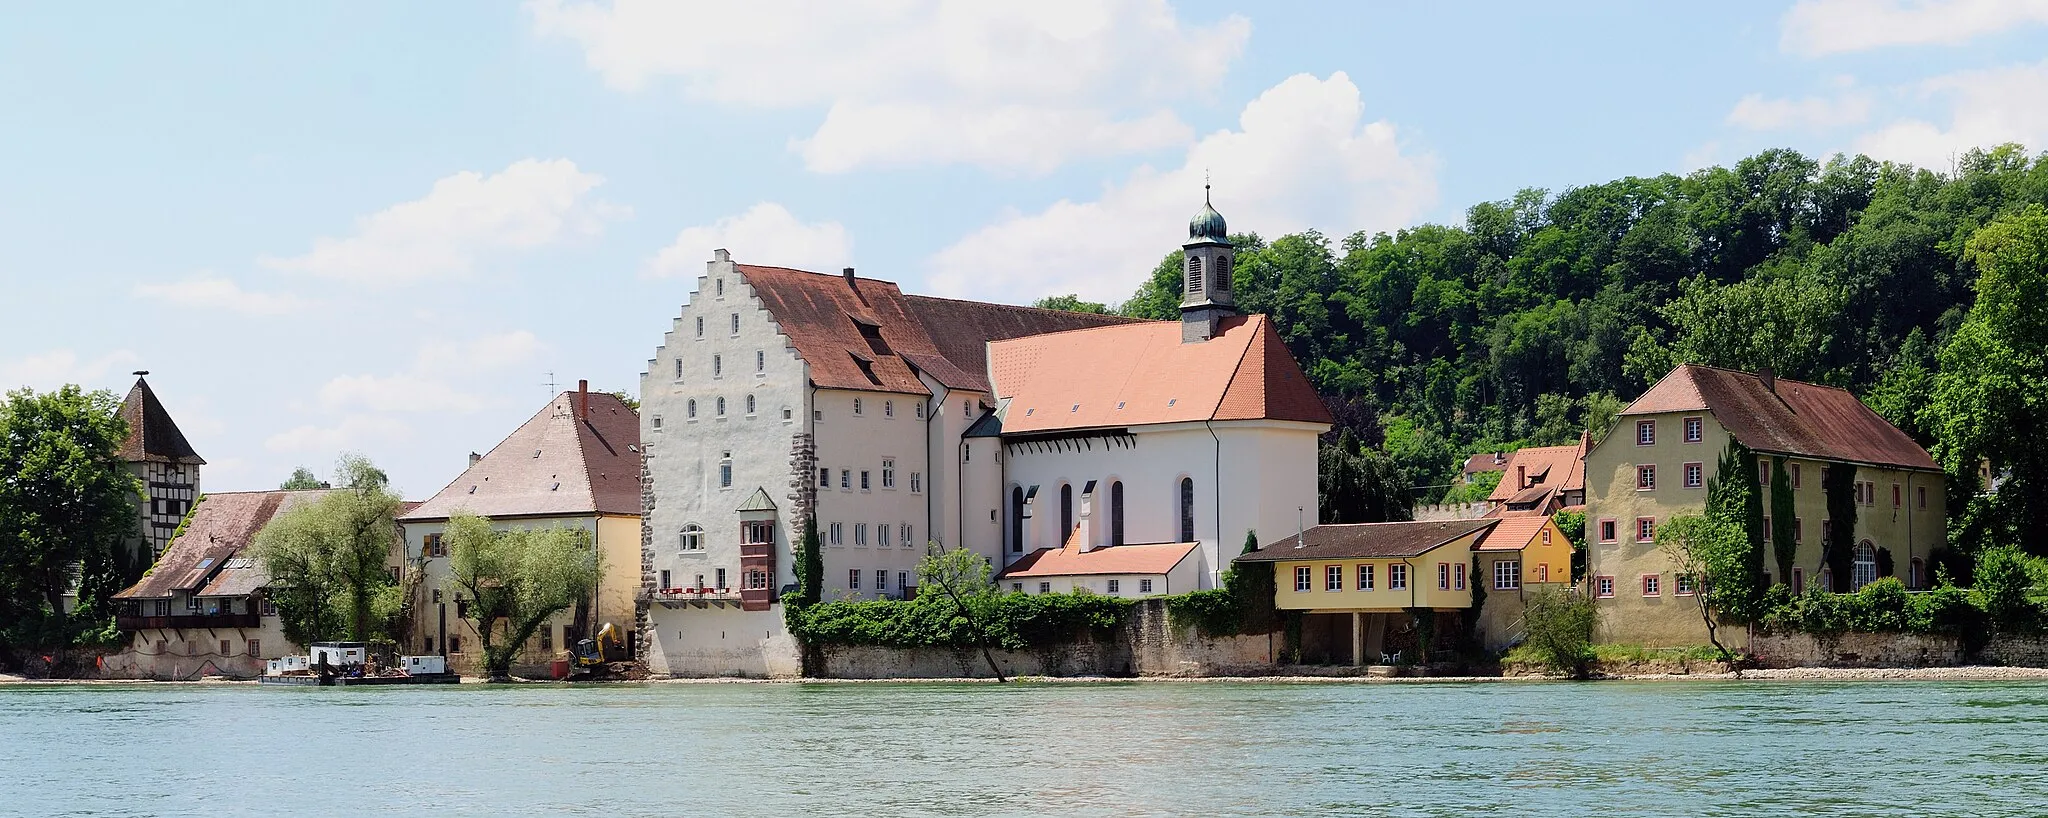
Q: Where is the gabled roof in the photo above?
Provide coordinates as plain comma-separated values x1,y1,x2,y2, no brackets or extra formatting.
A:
116,376,203,465
1624,364,1938,472
401,390,641,522
990,314,1332,435
1485,443,1586,502
997,541,1199,579
1463,452,1508,475
736,487,778,513
116,489,339,600
734,265,1133,396
1237,519,1497,562
1473,516,1554,552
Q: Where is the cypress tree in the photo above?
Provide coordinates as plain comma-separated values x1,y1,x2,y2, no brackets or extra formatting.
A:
1822,463,1859,592
1702,438,1765,618
1770,456,1798,582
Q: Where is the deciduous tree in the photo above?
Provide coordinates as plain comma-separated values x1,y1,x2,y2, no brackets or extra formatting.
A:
0,386,142,645
444,513,600,681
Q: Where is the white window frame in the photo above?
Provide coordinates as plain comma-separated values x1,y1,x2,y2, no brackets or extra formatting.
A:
1494,559,1521,591
1294,566,1312,592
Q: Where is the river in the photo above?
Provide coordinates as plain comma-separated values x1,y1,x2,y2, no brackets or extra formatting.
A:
4,679,2046,816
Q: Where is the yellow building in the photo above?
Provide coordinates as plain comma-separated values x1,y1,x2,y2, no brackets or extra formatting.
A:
1584,364,1945,647
1236,517,1573,663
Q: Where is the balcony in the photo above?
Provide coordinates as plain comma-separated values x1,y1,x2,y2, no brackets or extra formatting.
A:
646,587,748,610
119,613,261,630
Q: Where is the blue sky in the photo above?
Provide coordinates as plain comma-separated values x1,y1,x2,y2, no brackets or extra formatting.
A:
3,1,2044,498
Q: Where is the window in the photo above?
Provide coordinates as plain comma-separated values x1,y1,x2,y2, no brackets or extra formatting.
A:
882,459,896,489
1186,255,1203,292
730,313,740,334
1359,564,1375,590
1910,558,1927,590
964,400,972,418
783,408,792,421
1595,576,1615,598
1852,541,1878,590
853,397,864,415
1012,582,1024,592
1535,564,1549,583
829,522,844,545
423,533,446,559
910,472,923,493
848,570,861,590
1637,464,1657,490
694,574,705,590
876,570,889,591
1758,460,1771,486
1684,462,1703,488
1178,477,1195,542
819,467,830,488
756,350,765,372
1918,486,1928,509
1295,566,1312,591
660,569,672,590
1795,517,1805,543
1636,517,1655,543
713,355,722,377
876,522,891,547
1763,516,1773,541
900,523,913,548
1892,483,1902,508
746,395,756,415
1642,574,1661,596
719,452,732,488
1038,582,1052,594
855,524,868,546
1389,564,1408,590
884,400,894,417
899,571,910,592
1010,487,1025,553
687,399,698,419
715,568,727,589
1107,579,1121,594
1792,567,1805,595
449,636,462,653
1454,562,1467,591
916,402,925,419
1790,463,1802,489
716,397,726,416
680,525,704,551
1139,578,1154,594
716,278,724,297
1636,420,1655,445
674,358,684,380
1675,573,1697,596
860,470,871,491
1494,560,1521,590
652,415,663,431
743,521,773,545
695,316,704,337
1542,528,1552,545
1110,481,1125,546
1326,565,1343,591
840,469,851,491
1060,484,1074,540
1438,562,1450,590
1599,519,1617,542
1683,416,1703,443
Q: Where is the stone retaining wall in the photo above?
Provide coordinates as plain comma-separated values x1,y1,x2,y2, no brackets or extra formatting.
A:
814,599,1279,679
1748,630,1964,668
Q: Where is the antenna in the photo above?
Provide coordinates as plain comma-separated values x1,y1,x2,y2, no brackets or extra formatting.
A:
542,371,558,396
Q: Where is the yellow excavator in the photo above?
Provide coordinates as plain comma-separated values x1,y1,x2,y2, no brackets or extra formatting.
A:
569,622,631,680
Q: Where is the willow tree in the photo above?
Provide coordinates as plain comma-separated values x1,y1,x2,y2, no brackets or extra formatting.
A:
444,513,600,681
252,454,403,643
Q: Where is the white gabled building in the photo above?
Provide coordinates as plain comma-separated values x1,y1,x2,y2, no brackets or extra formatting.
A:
637,196,1329,677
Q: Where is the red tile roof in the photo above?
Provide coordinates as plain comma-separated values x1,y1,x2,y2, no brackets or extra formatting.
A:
116,489,339,599
1485,444,1585,502
997,541,1199,578
903,294,1139,393
1625,364,1938,471
1463,452,1508,475
1236,519,1497,562
990,315,1332,434
115,376,203,465
401,390,641,522
1474,516,1552,551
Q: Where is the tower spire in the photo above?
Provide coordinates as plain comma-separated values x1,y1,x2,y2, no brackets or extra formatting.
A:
1180,188,1236,342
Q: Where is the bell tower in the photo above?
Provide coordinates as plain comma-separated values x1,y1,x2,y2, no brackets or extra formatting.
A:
1181,184,1237,343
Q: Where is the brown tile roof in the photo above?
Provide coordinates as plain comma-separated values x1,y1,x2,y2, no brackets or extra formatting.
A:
401,390,641,522
115,376,203,465
1463,452,1508,475
997,541,1199,579
1624,364,1938,471
902,294,1139,393
1485,444,1585,502
116,489,338,599
990,315,1332,434
1474,516,1551,551
1236,519,1497,562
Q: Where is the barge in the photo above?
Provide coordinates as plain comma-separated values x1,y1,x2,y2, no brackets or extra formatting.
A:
260,642,460,686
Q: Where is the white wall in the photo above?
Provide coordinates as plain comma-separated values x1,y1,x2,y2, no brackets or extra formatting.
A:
642,604,801,678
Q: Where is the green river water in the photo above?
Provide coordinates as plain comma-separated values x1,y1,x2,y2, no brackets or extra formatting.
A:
4,679,2048,817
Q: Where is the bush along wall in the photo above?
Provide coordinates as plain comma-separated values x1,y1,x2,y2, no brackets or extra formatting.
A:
786,591,1132,653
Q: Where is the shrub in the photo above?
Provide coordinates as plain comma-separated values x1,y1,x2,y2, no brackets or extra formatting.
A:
1848,577,1909,632
1520,587,1597,678
1975,544,2040,632
1907,584,1979,635
790,591,1132,651
1164,589,1241,637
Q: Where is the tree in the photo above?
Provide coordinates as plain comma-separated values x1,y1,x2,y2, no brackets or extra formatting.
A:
1030,294,1111,314
1520,587,1597,678
251,454,404,643
0,386,142,645
1821,462,1859,591
607,390,640,412
1319,436,1411,523
280,467,326,490
444,512,601,681
1553,508,1588,583
1702,438,1765,615
1769,456,1798,582
1928,206,2048,554
1656,514,1751,663
916,543,1005,682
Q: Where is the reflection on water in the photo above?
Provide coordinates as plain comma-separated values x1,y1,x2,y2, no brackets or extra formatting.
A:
3,679,2047,817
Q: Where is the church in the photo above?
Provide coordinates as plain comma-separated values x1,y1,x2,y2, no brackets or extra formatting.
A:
635,194,1329,677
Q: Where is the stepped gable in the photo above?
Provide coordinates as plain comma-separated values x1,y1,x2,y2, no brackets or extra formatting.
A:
1625,364,1938,472
116,489,337,600
990,314,1332,435
1237,519,1498,562
402,390,641,522
116,376,204,465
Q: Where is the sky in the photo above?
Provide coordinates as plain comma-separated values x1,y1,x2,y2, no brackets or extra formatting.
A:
3,0,2045,499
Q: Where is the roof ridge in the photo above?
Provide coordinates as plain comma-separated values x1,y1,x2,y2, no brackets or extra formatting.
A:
901,292,1151,323
1679,362,1849,395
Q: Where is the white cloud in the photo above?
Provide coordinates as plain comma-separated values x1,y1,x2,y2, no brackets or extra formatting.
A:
1852,60,2048,168
644,203,852,278
1726,90,1873,131
1782,0,2048,55
265,415,411,455
0,349,142,390
131,275,302,315
261,159,624,285
528,0,1248,173
925,72,1435,306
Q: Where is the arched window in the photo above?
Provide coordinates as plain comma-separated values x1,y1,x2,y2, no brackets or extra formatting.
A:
1059,483,1074,544
679,524,703,552
716,397,726,416
1909,557,1927,590
746,394,756,415
1110,481,1125,547
1186,255,1203,293
1179,477,1195,543
1010,487,1025,553
1217,255,1232,291
687,399,697,418
1852,541,1878,590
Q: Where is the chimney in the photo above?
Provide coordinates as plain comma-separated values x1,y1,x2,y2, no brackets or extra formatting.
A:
1517,465,1527,489
843,267,856,286
577,379,589,420
1493,451,1505,466
468,451,482,468
1758,365,1776,394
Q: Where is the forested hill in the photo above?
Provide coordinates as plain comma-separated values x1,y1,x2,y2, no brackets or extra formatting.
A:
1042,145,2048,505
